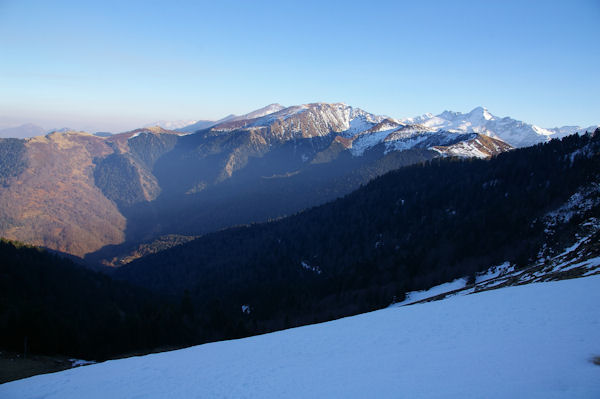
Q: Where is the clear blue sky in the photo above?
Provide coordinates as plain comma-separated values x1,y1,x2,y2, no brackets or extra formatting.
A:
1,0,598,132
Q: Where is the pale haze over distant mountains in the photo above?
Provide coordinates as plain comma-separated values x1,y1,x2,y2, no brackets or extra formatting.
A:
0,123,47,139
0,123,93,139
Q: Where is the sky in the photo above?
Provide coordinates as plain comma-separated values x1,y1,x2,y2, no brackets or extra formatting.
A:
0,0,599,132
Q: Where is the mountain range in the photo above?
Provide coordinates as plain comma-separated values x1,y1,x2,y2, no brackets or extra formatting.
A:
0,103,596,263
2,105,596,141
0,123,47,139
166,104,597,147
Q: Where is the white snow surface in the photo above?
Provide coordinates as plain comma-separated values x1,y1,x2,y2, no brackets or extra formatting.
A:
350,128,397,155
3,276,599,398
393,277,468,306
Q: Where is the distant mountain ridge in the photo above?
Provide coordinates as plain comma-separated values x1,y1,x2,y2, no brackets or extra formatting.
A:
173,103,596,150
193,103,511,158
1,105,595,142
0,123,46,139
171,103,287,133
400,106,598,147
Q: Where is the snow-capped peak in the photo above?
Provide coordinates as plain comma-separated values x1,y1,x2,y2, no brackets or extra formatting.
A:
211,103,386,138
467,106,494,122
398,106,593,148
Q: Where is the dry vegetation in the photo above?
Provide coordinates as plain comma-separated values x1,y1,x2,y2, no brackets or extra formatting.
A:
0,132,126,256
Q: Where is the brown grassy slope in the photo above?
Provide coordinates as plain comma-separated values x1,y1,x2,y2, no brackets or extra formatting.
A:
0,132,126,257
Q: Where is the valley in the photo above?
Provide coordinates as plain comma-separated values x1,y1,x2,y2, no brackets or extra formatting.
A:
1,127,599,383
4,2,599,396
1,103,592,263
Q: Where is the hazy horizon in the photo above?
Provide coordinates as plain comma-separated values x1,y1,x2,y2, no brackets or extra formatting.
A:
1,102,599,135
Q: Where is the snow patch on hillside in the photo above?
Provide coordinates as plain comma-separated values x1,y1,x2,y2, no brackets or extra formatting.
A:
300,260,322,274
545,183,600,227
350,128,397,155
431,138,489,158
127,131,147,140
393,278,468,306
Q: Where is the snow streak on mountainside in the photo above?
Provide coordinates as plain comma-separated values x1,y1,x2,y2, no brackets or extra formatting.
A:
3,276,599,398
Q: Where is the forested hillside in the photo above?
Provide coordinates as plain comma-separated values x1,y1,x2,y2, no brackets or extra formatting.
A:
0,239,197,360
116,131,600,337
0,138,26,187
2,131,598,364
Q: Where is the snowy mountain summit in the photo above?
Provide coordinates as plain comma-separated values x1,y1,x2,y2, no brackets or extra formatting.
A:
199,103,510,158
402,106,597,148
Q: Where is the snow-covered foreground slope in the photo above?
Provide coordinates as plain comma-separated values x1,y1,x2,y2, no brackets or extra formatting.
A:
3,276,599,398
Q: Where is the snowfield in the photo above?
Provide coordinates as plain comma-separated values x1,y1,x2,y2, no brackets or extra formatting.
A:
2,276,599,398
